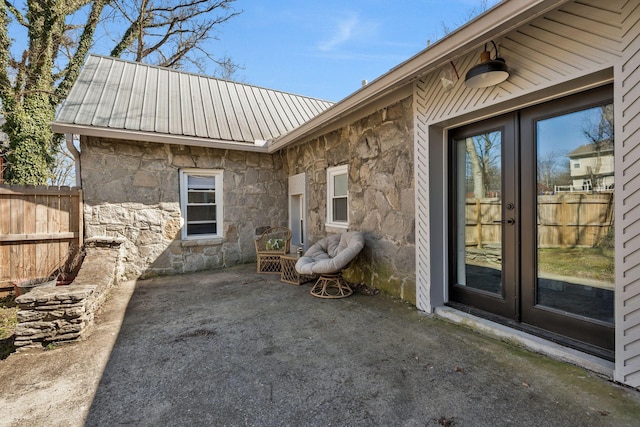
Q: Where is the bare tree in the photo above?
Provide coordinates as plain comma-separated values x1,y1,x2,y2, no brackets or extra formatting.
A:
583,104,614,186
50,143,76,187
0,0,240,185
465,132,501,199
106,0,241,75
0,0,109,184
537,149,569,191
441,0,492,36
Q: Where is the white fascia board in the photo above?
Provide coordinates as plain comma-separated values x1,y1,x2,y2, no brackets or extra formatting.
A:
51,122,270,153
268,0,570,153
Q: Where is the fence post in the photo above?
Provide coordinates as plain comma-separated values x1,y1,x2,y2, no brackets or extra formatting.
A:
476,198,483,249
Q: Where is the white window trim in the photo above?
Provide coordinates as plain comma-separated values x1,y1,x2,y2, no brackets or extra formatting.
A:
326,164,349,229
180,169,224,240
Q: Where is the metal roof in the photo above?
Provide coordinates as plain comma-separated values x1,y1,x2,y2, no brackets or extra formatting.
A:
54,55,333,147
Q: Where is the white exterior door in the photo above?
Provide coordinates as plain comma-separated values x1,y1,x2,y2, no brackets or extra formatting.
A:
288,173,307,250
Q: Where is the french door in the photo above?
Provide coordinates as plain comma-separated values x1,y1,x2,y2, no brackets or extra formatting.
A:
449,85,615,355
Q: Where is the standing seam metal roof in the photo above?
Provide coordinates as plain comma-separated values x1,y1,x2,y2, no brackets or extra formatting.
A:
55,55,334,145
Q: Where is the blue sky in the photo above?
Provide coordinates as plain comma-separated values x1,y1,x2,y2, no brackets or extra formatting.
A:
199,0,501,101
4,1,499,103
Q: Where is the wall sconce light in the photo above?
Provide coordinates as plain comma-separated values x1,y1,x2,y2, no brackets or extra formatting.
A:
465,41,509,89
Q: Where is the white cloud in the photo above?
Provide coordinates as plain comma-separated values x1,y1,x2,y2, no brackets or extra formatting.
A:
317,12,378,52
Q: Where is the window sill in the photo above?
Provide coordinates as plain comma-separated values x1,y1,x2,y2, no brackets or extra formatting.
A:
181,237,224,247
325,223,349,233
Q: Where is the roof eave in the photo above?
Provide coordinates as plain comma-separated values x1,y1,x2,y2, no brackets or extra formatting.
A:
51,122,270,153
268,0,570,153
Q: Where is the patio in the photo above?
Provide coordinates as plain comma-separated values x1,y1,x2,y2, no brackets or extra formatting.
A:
1,264,639,426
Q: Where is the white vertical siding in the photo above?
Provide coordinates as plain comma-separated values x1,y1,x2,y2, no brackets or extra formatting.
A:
614,0,640,388
414,78,433,313
417,1,626,126
413,0,640,386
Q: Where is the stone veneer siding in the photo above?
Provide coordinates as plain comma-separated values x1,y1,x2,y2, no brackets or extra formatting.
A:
81,137,288,279
14,239,123,349
284,96,416,303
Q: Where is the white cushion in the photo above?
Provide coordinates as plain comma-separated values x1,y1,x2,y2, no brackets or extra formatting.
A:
295,232,365,275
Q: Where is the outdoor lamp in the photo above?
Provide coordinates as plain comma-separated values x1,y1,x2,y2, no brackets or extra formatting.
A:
465,41,509,89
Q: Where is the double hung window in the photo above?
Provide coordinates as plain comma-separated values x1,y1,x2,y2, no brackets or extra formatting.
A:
180,169,223,239
326,165,348,228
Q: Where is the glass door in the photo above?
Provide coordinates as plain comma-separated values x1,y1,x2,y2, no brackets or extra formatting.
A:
520,86,614,352
449,86,614,355
449,114,517,319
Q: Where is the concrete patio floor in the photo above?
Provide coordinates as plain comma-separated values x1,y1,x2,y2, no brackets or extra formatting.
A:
1,264,640,426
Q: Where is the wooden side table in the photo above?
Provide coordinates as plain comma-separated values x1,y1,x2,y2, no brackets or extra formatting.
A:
280,254,315,285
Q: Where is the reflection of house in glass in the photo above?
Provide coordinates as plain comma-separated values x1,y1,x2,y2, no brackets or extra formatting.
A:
555,141,614,193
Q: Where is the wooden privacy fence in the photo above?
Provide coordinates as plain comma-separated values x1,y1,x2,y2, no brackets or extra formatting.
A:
466,193,614,248
0,185,83,286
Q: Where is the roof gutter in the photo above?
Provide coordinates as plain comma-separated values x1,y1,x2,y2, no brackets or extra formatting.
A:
268,0,570,153
51,123,270,153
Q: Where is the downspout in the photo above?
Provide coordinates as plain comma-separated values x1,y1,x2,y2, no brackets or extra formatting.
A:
65,134,81,187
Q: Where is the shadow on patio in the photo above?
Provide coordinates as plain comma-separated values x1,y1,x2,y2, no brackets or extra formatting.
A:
2,264,640,426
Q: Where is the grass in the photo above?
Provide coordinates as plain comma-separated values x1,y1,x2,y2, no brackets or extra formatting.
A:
0,294,18,359
538,247,614,283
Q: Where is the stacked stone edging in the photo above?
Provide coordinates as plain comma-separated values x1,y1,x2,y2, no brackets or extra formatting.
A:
14,238,123,349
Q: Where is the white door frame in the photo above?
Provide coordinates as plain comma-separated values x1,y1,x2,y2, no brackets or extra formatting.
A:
288,173,307,250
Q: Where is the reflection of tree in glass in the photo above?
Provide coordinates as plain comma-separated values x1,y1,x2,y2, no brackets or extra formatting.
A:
582,105,614,189
466,131,501,199
537,149,569,192
583,104,615,251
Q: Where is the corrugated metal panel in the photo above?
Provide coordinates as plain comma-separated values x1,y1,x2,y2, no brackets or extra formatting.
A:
155,68,170,134
140,66,158,133
615,0,640,389
124,64,147,130
206,78,232,141
168,70,182,135
189,75,208,138
262,89,291,135
55,55,333,145
227,82,256,142
109,61,137,129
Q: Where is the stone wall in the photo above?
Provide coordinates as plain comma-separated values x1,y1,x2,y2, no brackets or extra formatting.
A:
81,137,288,279
14,239,123,349
284,96,416,303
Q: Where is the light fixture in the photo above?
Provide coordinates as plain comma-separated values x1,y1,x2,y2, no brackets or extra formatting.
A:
440,61,460,92
465,41,509,89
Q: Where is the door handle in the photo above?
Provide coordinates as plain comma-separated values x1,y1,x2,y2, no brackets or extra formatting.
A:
493,218,515,225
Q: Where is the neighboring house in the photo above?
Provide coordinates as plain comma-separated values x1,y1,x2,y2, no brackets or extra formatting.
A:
565,141,615,192
52,0,640,389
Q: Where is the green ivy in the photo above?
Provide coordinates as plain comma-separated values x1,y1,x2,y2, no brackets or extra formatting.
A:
4,99,58,184
0,0,108,185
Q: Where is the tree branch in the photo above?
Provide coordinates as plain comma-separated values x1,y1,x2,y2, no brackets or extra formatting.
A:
0,2,15,109
4,0,27,27
54,0,110,102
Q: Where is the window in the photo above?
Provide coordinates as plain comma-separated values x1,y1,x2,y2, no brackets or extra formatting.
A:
573,161,581,169
326,165,348,228
180,169,223,239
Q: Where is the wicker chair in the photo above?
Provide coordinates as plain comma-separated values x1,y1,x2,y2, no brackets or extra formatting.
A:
255,226,292,273
295,232,365,298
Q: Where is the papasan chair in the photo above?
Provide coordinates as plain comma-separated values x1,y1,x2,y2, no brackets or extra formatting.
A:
295,231,365,298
